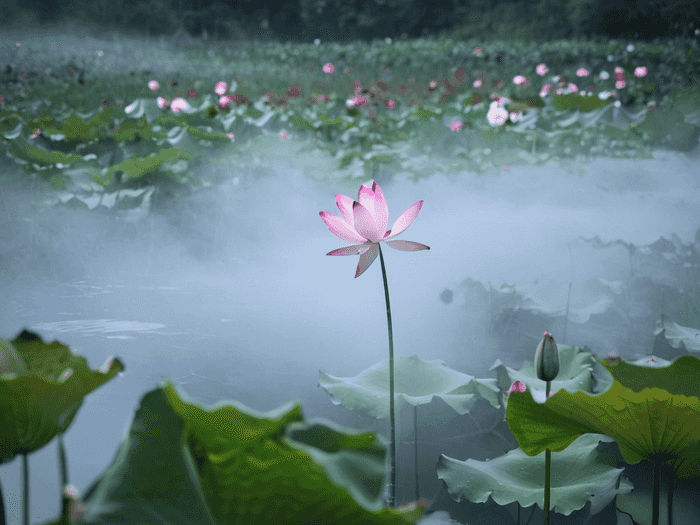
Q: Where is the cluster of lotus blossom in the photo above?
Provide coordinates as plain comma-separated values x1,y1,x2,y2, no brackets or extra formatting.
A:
143,44,649,138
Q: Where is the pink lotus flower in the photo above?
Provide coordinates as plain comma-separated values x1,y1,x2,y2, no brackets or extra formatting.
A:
513,75,527,86
576,68,589,77
320,182,429,278
219,95,232,108
170,97,188,112
148,80,160,91
634,66,648,77
323,63,335,74
536,63,548,76
214,81,227,95
487,101,508,126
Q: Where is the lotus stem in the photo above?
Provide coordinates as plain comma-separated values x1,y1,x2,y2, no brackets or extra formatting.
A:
544,380,552,525
1,475,6,525
414,404,419,503
563,242,574,345
653,458,660,525
22,454,28,525
666,461,675,525
59,433,72,524
378,244,396,507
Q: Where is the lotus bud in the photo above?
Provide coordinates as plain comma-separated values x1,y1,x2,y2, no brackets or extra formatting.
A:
535,331,559,382
0,339,27,377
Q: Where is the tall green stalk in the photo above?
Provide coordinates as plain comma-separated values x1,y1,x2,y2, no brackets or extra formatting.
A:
544,381,552,525
535,332,559,525
1,476,5,525
377,244,396,508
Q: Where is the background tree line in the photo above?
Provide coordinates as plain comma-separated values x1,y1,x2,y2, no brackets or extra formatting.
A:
3,0,699,43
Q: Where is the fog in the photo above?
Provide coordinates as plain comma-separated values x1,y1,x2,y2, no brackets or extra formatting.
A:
1,132,699,522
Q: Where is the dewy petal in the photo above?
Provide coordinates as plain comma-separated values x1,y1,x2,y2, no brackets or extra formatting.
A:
383,239,430,251
319,211,368,244
352,201,383,242
355,243,379,278
387,200,423,238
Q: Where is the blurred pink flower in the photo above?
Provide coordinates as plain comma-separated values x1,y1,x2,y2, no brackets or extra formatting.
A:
536,63,548,76
63,485,86,523
634,66,648,77
474,46,483,56
219,95,232,108
279,130,288,138
320,182,429,278
387,99,396,108
148,80,160,91
513,75,527,86
215,81,228,95
576,68,589,77
487,101,508,126
568,83,579,93
615,80,626,89
323,63,335,73
157,96,169,109
170,97,188,112
539,83,552,96
473,79,483,88
450,121,463,131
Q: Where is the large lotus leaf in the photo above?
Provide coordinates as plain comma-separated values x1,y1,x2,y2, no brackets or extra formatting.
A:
551,93,612,113
76,383,426,525
319,354,501,420
103,146,188,180
598,353,700,400
123,97,169,123
654,315,700,355
514,278,621,324
0,330,124,463
436,433,630,517
5,137,85,167
506,365,700,479
491,343,601,400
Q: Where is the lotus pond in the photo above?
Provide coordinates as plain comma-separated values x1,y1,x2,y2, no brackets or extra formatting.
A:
1,24,700,525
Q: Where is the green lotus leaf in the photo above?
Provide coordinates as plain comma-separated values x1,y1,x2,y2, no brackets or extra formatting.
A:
492,343,603,400
436,433,631,516
319,354,501,420
0,330,124,464
77,382,426,524
506,356,700,480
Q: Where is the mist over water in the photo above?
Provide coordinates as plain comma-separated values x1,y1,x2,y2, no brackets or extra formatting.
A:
1,133,699,522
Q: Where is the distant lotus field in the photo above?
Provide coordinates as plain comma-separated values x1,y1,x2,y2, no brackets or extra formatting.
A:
0,29,699,215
